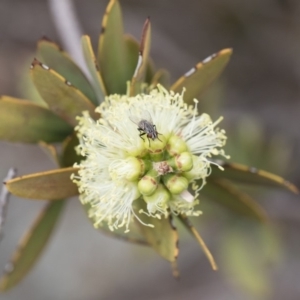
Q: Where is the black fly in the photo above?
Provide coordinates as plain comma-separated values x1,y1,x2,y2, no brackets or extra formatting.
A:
129,110,162,145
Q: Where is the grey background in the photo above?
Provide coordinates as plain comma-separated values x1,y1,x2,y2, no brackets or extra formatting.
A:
1,0,300,299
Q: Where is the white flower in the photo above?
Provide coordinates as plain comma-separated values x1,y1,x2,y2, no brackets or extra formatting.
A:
72,85,227,232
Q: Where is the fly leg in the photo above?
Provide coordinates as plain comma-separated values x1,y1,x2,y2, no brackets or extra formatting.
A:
138,128,146,141
153,125,163,142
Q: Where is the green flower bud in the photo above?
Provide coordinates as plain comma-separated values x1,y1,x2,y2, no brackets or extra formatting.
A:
138,169,160,196
144,184,171,216
166,135,187,156
183,155,208,181
163,174,189,195
125,157,143,181
145,134,166,150
147,135,167,162
109,156,144,182
167,151,193,172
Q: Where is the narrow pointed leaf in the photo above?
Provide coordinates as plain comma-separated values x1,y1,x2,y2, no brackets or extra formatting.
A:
145,57,155,85
125,34,155,86
130,18,151,96
178,215,217,270
220,224,280,297
99,223,149,245
5,167,79,200
30,59,98,126
134,200,179,262
0,200,65,291
0,96,72,143
202,179,269,222
60,133,82,167
171,48,232,104
137,216,178,262
37,38,98,105
18,57,47,107
81,35,106,103
82,203,148,245
124,34,139,81
211,161,298,193
98,0,128,94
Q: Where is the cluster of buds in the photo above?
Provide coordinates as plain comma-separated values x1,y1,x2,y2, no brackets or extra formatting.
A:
72,86,227,232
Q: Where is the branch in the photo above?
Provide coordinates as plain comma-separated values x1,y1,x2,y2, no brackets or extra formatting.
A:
0,168,17,243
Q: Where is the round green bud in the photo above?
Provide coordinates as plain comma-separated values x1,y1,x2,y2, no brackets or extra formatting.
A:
175,152,193,171
163,174,189,195
125,157,143,181
144,184,171,214
167,135,187,156
109,156,145,182
167,152,193,172
127,142,147,157
145,134,167,150
138,169,159,196
183,155,207,181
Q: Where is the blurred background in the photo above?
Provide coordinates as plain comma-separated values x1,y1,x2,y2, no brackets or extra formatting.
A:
0,0,300,299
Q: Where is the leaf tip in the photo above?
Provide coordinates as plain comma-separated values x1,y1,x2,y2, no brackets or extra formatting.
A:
220,48,233,56
38,36,63,51
39,35,53,43
285,180,299,194
140,17,151,55
30,58,50,71
30,58,40,69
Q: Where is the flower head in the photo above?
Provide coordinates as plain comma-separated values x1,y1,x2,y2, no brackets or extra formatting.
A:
72,85,227,232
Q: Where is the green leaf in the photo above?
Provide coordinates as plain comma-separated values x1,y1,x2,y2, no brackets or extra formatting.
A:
145,57,156,85
171,48,232,105
81,35,106,103
37,38,98,105
124,34,155,87
0,200,65,291
178,215,217,270
219,223,280,297
18,57,47,107
202,179,269,222
99,223,149,245
82,202,148,245
211,161,298,194
5,167,79,200
0,96,72,143
97,0,128,94
137,217,178,262
124,34,139,82
134,199,179,262
60,133,82,167
130,18,151,96
30,59,99,127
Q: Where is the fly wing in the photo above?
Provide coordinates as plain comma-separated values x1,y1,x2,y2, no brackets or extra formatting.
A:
128,110,141,126
128,109,153,125
139,110,153,124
